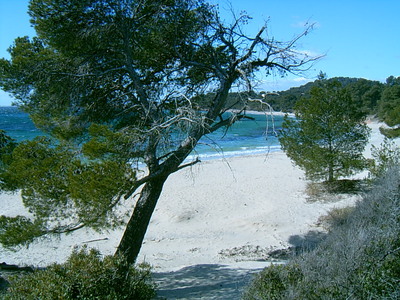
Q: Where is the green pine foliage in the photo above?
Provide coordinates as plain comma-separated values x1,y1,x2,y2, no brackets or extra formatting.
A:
0,136,135,248
3,247,156,300
266,75,398,137
0,130,16,183
0,216,44,249
279,77,370,182
257,76,383,114
243,166,400,299
369,137,400,178
0,0,321,264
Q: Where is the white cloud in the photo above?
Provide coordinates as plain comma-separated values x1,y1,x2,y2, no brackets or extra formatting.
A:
293,77,309,82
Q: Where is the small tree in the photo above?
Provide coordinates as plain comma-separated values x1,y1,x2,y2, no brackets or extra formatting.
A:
279,74,370,182
0,0,319,264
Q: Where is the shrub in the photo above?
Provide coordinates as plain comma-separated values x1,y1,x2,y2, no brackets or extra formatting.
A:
3,247,156,300
317,206,354,231
369,137,400,178
243,167,400,299
242,264,302,300
305,179,366,205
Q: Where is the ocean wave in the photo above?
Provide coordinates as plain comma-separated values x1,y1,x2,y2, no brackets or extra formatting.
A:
186,145,282,162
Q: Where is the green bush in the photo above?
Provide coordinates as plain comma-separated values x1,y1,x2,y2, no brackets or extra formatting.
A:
242,264,302,300
3,247,156,300
369,137,400,178
317,206,354,231
356,239,400,298
243,167,400,299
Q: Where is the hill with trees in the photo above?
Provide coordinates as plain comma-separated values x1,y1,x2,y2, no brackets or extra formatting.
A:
214,75,399,137
219,76,384,114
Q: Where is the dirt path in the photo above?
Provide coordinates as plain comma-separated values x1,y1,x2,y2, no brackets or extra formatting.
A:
153,264,263,299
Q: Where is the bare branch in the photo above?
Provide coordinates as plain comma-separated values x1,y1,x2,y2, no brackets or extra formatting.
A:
234,25,266,67
248,97,278,137
48,222,86,234
176,156,201,171
208,112,252,133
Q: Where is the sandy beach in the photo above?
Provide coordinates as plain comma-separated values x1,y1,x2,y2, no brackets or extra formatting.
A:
0,152,359,272
0,121,398,274
1,121,398,298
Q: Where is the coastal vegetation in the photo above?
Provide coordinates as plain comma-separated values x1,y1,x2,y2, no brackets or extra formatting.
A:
218,75,400,138
3,247,156,299
0,0,318,266
243,165,400,299
261,76,385,115
378,78,400,137
0,131,16,177
249,75,400,298
370,137,400,178
0,0,399,298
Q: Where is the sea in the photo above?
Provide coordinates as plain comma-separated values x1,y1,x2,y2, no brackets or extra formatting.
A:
0,106,283,160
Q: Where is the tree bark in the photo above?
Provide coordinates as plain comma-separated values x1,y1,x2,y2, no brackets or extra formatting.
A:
116,174,168,265
114,79,235,265
328,157,334,182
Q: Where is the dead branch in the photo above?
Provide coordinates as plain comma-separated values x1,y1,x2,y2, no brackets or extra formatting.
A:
248,97,278,137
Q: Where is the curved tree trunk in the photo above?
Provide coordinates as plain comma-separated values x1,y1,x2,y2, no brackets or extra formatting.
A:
116,175,168,265
114,81,234,265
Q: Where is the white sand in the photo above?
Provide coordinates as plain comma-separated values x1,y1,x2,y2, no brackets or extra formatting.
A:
0,121,397,272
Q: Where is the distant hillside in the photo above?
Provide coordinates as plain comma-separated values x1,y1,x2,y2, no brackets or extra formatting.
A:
193,75,399,136
259,76,384,113
195,76,384,113
263,75,400,137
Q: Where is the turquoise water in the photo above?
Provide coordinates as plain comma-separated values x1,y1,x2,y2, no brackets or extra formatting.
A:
0,107,282,159
0,107,42,142
195,113,282,159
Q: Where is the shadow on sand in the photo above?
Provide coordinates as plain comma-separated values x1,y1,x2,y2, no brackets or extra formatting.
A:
153,264,263,299
288,230,327,252
153,232,329,299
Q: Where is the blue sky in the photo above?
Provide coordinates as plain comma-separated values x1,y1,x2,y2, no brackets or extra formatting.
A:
1,0,400,106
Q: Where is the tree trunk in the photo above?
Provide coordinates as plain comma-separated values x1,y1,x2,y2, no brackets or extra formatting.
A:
114,79,234,265
328,161,334,182
116,175,168,264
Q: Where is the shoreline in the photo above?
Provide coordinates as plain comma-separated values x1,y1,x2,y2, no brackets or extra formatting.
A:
136,151,359,271
0,151,357,272
0,121,398,272
227,109,294,117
